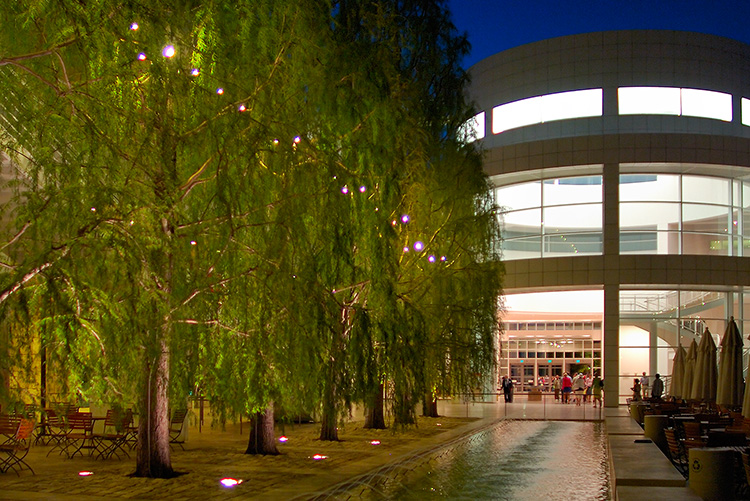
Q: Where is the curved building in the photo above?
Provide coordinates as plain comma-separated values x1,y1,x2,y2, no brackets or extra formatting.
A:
467,31,750,405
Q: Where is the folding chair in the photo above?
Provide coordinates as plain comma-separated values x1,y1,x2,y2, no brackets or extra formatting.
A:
0,416,34,475
169,409,188,451
93,409,132,460
61,412,95,458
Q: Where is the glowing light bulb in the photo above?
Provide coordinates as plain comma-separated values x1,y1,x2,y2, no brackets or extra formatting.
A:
403,247,409,252
220,478,242,487
293,136,301,144
273,139,279,145
312,454,328,460
440,256,446,261
90,207,96,212
370,440,381,445
162,45,175,58
341,186,349,194
216,88,224,95
238,104,247,112
359,186,366,193
413,241,424,251
130,23,139,31
401,214,410,223
137,53,147,61
279,436,288,442
428,255,436,263
190,68,200,76
190,241,197,246
79,471,94,476
391,220,397,226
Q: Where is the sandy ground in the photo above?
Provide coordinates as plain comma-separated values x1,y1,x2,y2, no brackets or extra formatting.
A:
0,412,483,500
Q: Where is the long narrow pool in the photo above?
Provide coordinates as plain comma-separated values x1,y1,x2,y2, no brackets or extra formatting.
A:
369,420,610,500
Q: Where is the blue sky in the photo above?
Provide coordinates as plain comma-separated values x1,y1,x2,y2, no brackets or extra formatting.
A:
448,0,750,67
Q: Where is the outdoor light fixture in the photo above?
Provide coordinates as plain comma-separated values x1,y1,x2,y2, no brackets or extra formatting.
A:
436,423,442,426
413,241,424,251
293,136,301,143
238,104,247,112
428,255,436,263
137,53,146,61
190,68,200,76
341,186,349,194
216,88,224,95
79,471,94,477
130,23,139,30
370,440,381,445
440,256,446,261
359,186,366,193
278,436,288,442
162,45,175,58
312,454,328,460
190,241,197,246
401,214,410,223
90,207,96,212
403,247,409,252
220,478,243,487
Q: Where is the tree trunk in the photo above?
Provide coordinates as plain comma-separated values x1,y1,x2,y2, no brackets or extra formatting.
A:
245,405,279,455
393,386,416,426
319,367,339,441
422,392,439,418
364,381,386,429
133,339,175,478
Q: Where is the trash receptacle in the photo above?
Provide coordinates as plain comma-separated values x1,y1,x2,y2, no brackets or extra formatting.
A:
689,447,735,501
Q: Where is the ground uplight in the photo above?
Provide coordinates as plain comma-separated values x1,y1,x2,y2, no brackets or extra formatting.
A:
312,454,328,460
370,440,381,445
220,478,243,487
79,471,94,476
278,436,288,443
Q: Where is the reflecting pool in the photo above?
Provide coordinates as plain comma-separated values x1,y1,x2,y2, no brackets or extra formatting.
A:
369,420,609,500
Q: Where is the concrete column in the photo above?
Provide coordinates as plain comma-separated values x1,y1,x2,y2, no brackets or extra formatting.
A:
649,321,658,381
603,162,620,407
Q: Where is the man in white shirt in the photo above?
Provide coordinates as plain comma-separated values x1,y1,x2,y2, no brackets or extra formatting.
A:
640,372,650,399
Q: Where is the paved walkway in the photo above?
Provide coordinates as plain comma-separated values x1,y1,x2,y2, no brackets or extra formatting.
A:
0,396,604,500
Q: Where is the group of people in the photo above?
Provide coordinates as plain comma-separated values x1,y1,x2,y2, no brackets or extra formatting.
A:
553,372,604,407
631,371,664,401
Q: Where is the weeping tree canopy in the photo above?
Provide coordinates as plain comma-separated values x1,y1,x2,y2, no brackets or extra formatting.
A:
0,0,503,473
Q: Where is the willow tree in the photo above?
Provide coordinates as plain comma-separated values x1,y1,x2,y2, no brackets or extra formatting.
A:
0,0,340,475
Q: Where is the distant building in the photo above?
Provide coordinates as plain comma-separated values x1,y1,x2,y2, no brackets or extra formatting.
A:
467,31,750,404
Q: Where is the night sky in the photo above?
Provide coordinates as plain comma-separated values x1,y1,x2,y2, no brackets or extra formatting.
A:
448,0,750,68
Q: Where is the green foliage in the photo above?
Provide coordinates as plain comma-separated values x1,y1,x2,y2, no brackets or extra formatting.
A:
0,0,502,446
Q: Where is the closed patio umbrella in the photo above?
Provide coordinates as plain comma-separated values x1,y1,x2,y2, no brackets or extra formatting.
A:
683,339,698,401
670,344,686,399
690,327,718,402
717,317,744,408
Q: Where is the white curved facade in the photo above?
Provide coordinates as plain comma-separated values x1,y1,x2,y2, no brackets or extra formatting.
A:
469,31,750,404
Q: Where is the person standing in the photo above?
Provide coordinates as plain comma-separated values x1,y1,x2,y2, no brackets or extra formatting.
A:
502,375,513,402
553,375,561,401
572,372,586,406
651,373,664,400
592,373,604,408
631,378,642,402
640,372,650,400
561,372,572,404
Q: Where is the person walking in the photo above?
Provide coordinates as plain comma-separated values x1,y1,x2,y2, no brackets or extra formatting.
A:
561,372,572,404
651,373,664,400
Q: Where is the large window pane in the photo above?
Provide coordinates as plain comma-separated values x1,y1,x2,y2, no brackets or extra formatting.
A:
496,182,541,211
683,233,731,255
618,87,680,115
543,176,602,205
544,232,602,256
544,205,602,232
620,202,680,229
682,203,729,233
683,176,729,204
620,174,679,202
502,236,542,260
681,88,732,122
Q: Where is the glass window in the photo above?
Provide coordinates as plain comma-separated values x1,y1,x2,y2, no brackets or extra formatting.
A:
459,111,485,142
620,174,679,202
743,97,750,126
620,202,680,229
683,176,729,205
544,205,602,233
543,177,602,205
682,204,729,234
619,86,681,116
492,89,602,134
681,88,732,122
496,182,541,210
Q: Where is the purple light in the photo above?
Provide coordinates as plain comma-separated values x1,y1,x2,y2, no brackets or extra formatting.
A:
79,471,94,477
341,186,349,194
440,256,446,261
130,23,139,31
413,241,424,251
312,454,328,460
220,478,242,487
370,440,381,445
403,246,409,252
190,68,200,76
278,436,288,443
293,136,301,143
216,88,224,95
162,45,175,58
238,104,247,112
401,214,410,223
137,53,146,61
428,255,436,263
359,186,366,193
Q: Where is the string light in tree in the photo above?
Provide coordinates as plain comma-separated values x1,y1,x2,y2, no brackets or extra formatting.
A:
401,214,410,223
341,186,349,194
137,53,147,61
130,22,139,31
413,241,424,251
190,68,200,76
216,88,224,95
162,45,175,58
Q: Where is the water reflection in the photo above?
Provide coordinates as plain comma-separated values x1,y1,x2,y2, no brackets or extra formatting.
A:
379,420,609,500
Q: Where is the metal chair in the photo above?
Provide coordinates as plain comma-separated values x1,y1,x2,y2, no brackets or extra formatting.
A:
169,409,188,451
0,416,34,475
